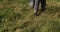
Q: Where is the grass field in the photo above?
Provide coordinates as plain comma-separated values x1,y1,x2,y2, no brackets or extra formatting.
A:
0,0,60,32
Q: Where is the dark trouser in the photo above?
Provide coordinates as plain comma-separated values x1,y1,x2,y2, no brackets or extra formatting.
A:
34,0,46,13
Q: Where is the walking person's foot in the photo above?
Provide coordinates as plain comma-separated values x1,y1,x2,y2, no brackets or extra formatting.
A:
34,10,40,16
39,7,47,15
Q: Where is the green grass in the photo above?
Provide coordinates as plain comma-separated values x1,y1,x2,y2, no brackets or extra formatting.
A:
0,0,60,32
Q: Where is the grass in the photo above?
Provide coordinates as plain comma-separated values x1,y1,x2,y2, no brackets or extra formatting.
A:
0,0,60,32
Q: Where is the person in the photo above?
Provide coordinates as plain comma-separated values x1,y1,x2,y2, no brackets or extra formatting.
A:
29,0,46,16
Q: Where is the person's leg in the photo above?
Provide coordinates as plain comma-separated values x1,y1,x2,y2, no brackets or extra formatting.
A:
41,0,46,11
34,0,40,16
33,0,35,8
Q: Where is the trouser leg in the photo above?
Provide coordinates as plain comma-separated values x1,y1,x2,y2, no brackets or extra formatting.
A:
41,0,46,11
33,0,35,8
34,0,40,13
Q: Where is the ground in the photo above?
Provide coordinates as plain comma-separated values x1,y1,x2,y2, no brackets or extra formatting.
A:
0,0,60,32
